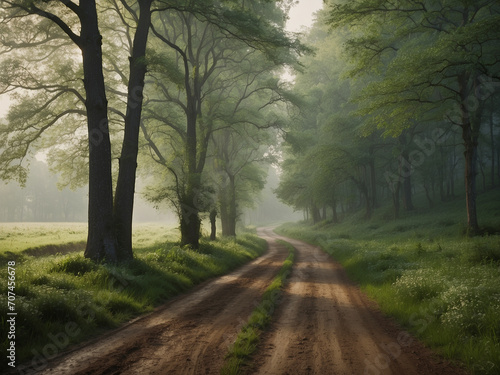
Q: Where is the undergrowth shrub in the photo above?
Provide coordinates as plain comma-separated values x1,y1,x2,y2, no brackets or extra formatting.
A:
32,286,93,322
51,254,97,275
440,283,500,336
394,269,448,301
0,295,42,336
98,292,144,318
464,237,500,264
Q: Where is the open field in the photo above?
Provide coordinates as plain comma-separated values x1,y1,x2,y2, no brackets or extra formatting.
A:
0,222,180,256
0,223,87,254
276,189,500,375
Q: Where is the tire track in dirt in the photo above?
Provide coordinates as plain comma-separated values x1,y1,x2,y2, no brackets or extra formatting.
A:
32,230,288,375
248,231,468,375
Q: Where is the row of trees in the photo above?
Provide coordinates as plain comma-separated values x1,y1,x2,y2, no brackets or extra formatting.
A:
278,1,500,234
0,160,87,222
0,0,304,262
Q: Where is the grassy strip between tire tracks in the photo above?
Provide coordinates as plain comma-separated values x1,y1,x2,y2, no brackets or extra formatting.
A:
0,234,267,373
220,240,295,375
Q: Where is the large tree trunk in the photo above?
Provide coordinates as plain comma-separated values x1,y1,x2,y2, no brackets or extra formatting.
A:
490,110,495,188
459,73,481,235
423,181,433,208
220,175,237,237
331,199,338,223
361,182,372,219
392,181,401,220
463,131,479,235
311,202,321,224
113,0,152,261
179,76,202,247
398,134,414,210
228,175,237,236
209,208,217,240
220,189,230,236
402,174,414,210
180,190,201,248
369,157,377,208
81,1,118,262
180,147,201,248
400,149,414,211
438,147,446,201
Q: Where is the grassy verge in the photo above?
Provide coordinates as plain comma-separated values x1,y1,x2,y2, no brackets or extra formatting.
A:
0,234,267,373
275,190,500,375
220,240,295,375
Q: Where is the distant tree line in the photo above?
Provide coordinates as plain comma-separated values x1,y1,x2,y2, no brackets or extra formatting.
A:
277,1,500,234
0,160,87,222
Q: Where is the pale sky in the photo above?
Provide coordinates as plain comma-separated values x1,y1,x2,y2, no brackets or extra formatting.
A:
286,0,324,32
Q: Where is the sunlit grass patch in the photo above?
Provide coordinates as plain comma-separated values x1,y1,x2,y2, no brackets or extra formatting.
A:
0,222,88,253
0,222,180,256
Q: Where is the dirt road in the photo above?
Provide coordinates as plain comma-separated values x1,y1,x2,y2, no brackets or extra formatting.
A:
248,230,465,375
28,228,465,375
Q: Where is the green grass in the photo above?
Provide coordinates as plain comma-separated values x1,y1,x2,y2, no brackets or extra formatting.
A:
220,240,295,375
0,232,267,373
0,222,88,254
275,188,500,375
0,222,179,255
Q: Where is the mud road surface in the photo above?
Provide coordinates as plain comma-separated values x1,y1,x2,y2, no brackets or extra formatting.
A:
28,228,465,375
248,230,465,375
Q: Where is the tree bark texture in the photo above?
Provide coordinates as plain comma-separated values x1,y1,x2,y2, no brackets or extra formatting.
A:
490,110,495,188
311,202,321,224
210,208,217,240
179,75,202,247
220,175,237,237
459,73,480,235
392,181,401,220
113,0,152,261
399,149,414,211
80,1,118,262
180,190,201,248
